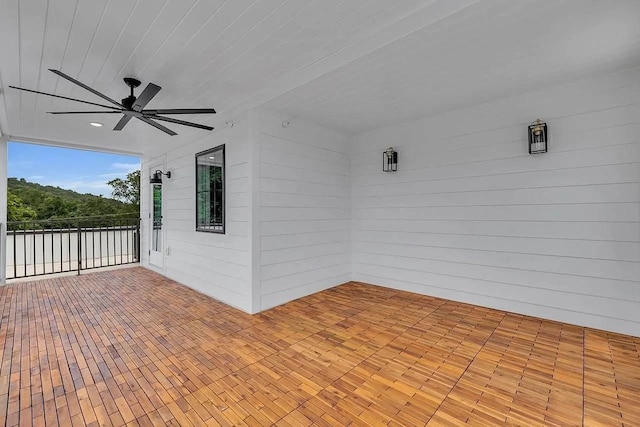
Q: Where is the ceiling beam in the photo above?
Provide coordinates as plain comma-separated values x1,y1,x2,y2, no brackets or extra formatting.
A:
3,134,142,157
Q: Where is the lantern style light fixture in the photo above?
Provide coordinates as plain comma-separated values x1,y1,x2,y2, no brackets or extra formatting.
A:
383,147,398,172
528,119,548,154
149,170,171,184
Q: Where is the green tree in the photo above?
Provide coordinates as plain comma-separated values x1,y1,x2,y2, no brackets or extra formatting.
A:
38,195,79,219
7,192,37,221
108,170,140,206
7,177,138,224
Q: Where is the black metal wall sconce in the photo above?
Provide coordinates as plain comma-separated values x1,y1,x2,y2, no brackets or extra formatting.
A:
528,119,548,154
149,170,171,184
383,147,398,172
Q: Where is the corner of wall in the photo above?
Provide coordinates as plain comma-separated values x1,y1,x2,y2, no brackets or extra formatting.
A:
251,109,352,311
248,109,262,314
348,132,356,283
635,78,640,334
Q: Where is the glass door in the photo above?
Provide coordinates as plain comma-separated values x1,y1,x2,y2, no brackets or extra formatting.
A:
149,167,163,268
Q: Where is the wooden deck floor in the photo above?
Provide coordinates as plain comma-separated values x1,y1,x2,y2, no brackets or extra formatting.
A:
0,268,638,426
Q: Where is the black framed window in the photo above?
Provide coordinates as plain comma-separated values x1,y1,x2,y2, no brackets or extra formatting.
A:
196,145,225,233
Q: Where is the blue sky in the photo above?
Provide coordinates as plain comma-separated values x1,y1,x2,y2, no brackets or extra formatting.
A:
8,141,140,198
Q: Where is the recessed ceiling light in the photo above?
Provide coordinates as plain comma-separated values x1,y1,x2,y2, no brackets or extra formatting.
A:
209,156,215,159
90,122,103,127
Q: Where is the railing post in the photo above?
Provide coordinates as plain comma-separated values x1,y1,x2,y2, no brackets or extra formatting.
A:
12,225,16,279
77,220,82,275
0,222,4,284
135,219,141,262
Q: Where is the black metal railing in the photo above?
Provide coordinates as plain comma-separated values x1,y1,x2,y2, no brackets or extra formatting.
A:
6,215,140,279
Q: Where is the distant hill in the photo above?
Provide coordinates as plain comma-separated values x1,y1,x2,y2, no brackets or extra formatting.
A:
8,177,138,222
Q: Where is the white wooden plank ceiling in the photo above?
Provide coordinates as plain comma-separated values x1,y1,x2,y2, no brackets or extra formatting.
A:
264,0,640,133
0,0,638,154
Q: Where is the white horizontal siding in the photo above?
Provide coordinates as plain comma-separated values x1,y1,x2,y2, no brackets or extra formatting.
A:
141,117,252,312
260,219,351,236
351,68,640,336
136,69,639,337
354,231,639,262
355,219,639,242
255,110,351,310
352,142,638,187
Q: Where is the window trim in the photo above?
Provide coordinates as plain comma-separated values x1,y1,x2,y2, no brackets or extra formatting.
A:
195,144,225,234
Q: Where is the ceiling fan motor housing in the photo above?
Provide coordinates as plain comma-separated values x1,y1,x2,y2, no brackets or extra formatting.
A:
122,95,136,110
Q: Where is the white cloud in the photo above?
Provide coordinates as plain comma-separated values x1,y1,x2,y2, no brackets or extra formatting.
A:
98,172,127,179
9,160,35,168
111,162,140,173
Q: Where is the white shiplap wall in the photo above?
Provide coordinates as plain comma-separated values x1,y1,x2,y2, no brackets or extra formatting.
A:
351,68,640,336
140,118,252,312
254,110,351,311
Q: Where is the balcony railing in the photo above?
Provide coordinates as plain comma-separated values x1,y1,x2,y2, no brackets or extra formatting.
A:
6,215,140,279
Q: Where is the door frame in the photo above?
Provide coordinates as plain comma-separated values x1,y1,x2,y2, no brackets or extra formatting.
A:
148,161,165,269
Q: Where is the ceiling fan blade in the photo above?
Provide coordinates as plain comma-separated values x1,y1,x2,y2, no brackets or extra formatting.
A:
137,117,177,136
9,86,121,110
47,110,123,114
49,69,123,107
133,83,161,112
149,115,214,131
142,108,216,115
114,115,133,131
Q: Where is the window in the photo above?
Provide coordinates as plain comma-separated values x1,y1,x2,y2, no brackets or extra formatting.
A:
196,145,225,233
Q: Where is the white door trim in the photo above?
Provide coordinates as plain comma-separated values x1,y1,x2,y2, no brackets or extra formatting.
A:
149,161,165,269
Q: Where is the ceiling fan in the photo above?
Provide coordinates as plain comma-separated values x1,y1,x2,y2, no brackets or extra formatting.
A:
9,69,216,136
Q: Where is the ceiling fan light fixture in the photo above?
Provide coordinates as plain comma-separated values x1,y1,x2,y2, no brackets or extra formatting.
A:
89,122,103,127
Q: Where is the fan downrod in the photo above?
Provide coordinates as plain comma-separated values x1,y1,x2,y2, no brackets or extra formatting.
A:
122,78,141,110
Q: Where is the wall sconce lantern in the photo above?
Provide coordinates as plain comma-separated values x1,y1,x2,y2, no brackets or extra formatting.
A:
149,170,171,184
383,147,398,172
528,119,548,154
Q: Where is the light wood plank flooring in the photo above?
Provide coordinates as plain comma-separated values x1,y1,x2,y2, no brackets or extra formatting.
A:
0,267,638,426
